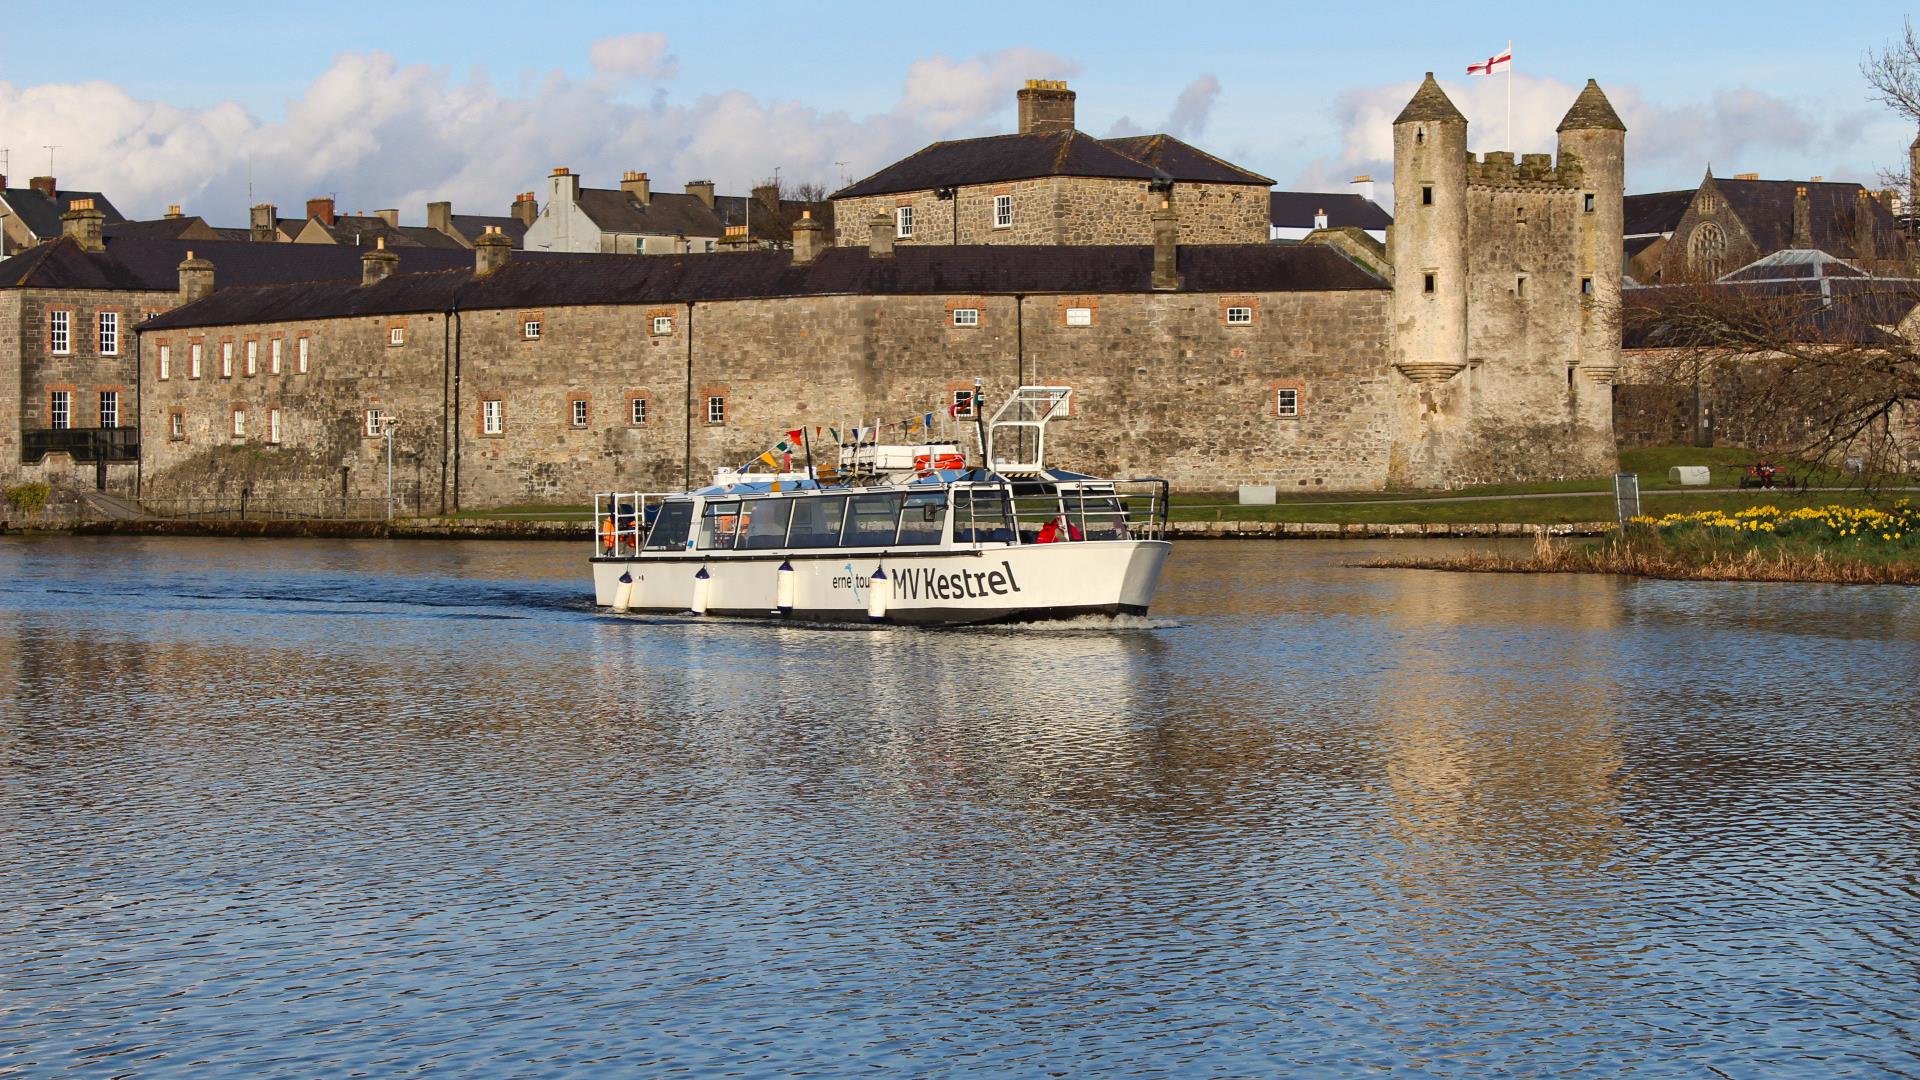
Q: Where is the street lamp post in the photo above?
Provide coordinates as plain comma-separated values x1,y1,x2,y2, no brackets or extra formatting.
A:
380,416,399,520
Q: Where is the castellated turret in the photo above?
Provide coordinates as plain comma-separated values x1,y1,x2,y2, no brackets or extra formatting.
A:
1557,79,1627,429
1391,73,1470,388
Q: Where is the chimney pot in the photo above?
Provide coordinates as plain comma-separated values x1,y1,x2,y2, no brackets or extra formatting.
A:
29,175,56,197
178,251,215,304
867,213,895,259
1016,79,1077,135
306,196,335,226
361,243,399,286
511,191,538,227
60,199,106,251
474,229,513,275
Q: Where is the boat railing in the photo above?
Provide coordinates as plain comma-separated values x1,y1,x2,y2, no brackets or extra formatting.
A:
593,491,677,557
954,478,1169,546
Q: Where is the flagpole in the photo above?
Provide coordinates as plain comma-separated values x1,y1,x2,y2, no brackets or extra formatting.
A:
1506,40,1514,151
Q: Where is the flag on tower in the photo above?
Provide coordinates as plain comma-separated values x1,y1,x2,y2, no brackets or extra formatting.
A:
1467,47,1511,76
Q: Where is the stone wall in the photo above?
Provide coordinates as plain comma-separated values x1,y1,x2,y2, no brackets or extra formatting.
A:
832,178,1268,248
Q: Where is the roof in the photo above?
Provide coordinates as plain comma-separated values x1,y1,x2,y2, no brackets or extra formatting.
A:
141,243,1388,331
303,215,470,250
714,195,836,241
1717,248,1868,283
0,187,126,239
1716,179,1906,261
832,131,1163,199
575,189,727,238
1269,191,1392,231
1099,134,1273,186
1625,190,1693,236
103,216,218,242
1394,74,1465,125
1557,80,1626,133
448,214,529,248
1624,277,1920,348
0,234,479,292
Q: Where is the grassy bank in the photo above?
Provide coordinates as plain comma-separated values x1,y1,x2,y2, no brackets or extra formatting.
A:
1361,502,1920,585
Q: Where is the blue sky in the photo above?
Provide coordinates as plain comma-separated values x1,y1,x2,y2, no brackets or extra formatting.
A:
0,0,1911,220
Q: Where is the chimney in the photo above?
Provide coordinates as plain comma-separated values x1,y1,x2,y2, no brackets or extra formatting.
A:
307,196,335,225
1855,188,1877,262
1150,194,1180,290
178,250,215,304
685,179,716,208
1313,207,1329,230
791,209,827,266
511,191,538,227
165,203,184,220
867,212,895,258
1793,186,1812,248
361,234,399,286
549,166,580,205
427,200,453,236
61,198,105,252
29,176,56,197
1351,175,1375,204
249,203,277,242
1016,79,1076,135
474,226,512,275
374,208,399,227
1733,172,1759,181
621,171,652,205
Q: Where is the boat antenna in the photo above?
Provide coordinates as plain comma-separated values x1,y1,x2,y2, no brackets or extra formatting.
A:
971,378,990,475
801,425,817,486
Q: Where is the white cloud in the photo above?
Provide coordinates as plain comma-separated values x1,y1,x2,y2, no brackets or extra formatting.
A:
0,39,1077,222
1163,75,1221,141
588,32,680,81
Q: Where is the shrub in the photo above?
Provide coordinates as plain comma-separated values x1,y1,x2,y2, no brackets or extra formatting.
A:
4,482,52,515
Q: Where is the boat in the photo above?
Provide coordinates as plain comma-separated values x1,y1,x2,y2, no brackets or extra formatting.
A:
589,386,1171,625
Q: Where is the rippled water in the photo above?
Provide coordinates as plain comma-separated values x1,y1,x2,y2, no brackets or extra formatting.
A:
3,535,1918,1077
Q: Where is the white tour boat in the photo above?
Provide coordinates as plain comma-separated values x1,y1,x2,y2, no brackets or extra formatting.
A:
589,386,1171,625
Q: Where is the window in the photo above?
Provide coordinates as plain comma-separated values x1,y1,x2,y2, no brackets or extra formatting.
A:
98,311,118,355
706,394,726,425
1688,223,1727,278
524,319,542,340
158,343,172,381
49,390,70,429
841,493,905,547
1699,193,1719,214
270,338,282,375
571,398,589,427
896,205,914,239
221,341,234,378
1423,272,1437,294
698,501,742,550
482,399,503,435
1516,275,1529,299
231,407,246,438
189,343,203,379
1226,306,1254,325
1421,185,1434,206
297,336,310,374
952,307,980,327
739,499,795,550
643,500,695,550
49,310,70,355
993,194,1012,229
269,408,282,444
897,491,948,546
388,325,405,346
651,315,673,335
169,411,185,440
99,391,119,429
365,409,385,437
630,396,649,425
1276,387,1299,417
951,389,977,419
245,340,258,376
1584,193,1596,213
1065,306,1093,327
1581,277,1595,297
788,495,849,548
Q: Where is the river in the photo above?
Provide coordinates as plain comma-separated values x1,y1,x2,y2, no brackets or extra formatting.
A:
2,536,1917,1076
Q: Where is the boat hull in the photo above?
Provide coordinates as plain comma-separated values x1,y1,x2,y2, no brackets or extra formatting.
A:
591,540,1170,625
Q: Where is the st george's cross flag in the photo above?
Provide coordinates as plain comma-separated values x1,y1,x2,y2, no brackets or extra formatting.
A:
1467,48,1511,76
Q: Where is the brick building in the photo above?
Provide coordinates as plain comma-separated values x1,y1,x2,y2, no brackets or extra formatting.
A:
830,81,1272,248
127,74,1630,508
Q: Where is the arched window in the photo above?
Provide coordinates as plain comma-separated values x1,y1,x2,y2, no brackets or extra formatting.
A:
1688,222,1727,278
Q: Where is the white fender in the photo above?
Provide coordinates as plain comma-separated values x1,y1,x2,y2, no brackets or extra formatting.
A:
775,560,796,615
691,565,712,615
612,570,634,613
867,566,888,622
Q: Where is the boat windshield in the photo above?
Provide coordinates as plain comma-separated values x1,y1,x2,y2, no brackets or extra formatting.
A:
698,501,741,550
644,500,694,550
954,488,1013,543
897,490,947,545
739,498,794,549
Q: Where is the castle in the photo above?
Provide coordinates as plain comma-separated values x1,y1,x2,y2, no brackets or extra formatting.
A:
6,74,1627,509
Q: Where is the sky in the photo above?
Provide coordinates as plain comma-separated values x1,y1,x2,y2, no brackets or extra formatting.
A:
0,0,1913,223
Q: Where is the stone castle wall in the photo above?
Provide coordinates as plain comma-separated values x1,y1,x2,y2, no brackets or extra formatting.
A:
832,178,1267,248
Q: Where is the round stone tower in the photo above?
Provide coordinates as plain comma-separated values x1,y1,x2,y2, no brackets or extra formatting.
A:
1391,73,1469,387
1555,79,1627,426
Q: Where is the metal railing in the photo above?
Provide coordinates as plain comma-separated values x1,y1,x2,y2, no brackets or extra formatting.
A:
141,494,419,522
22,427,139,464
954,479,1169,546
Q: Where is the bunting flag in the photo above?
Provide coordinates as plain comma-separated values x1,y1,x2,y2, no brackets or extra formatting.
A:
903,415,923,435
787,428,805,444
756,450,779,469
829,427,841,442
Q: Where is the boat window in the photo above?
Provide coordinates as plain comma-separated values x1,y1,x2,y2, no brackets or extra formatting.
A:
698,500,742,550
896,490,948,545
787,495,848,548
644,500,695,550
841,493,905,547
739,498,795,549
1063,490,1131,541
953,488,1014,543
1012,488,1063,544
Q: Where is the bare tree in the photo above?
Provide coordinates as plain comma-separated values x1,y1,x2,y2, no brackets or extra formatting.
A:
1865,22,1920,224
744,177,832,247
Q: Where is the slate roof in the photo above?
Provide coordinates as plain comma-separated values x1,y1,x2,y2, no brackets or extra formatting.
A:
832,131,1164,199
1624,190,1693,236
0,186,125,239
1269,191,1392,231
103,216,215,242
1716,179,1905,260
448,214,529,248
0,235,480,291
575,189,727,238
1394,73,1465,125
1557,80,1627,133
1099,134,1273,186
304,215,470,250
141,243,1388,332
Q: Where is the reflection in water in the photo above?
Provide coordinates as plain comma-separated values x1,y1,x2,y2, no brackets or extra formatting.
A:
2,535,1918,1075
